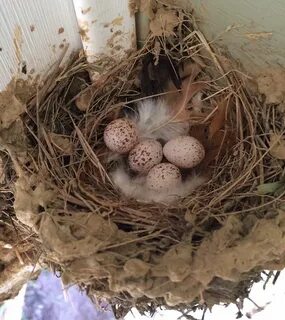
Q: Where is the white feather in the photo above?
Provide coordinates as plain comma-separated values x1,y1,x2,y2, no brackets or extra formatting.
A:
111,165,207,204
111,166,147,201
132,98,189,141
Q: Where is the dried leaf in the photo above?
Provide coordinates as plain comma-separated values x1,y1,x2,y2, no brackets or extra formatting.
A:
49,133,73,155
139,0,151,12
200,149,220,169
198,130,235,169
0,80,26,129
180,63,201,80
257,69,285,104
138,0,155,18
14,176,54,228
75,89,93,111
149,7,180,37
208,99,228,139
204,136,225,167
171,80,206,122
270,134,285,160
189,124,208,147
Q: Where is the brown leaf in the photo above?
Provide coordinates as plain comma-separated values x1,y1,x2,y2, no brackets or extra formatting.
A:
149,7,180,37
49,133,73,155
0,80,26,129
180,62,201,80
198,130,236,170
270,134,285,159
208,99,228,139
189,124,209,147
201,140,223,169
75,88,94,111
182,81,205,103
171,81,206,122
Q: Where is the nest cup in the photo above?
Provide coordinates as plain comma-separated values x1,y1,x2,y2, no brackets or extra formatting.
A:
5,3,284,318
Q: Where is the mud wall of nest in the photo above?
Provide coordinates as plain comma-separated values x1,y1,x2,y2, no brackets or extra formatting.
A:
0,0,285,316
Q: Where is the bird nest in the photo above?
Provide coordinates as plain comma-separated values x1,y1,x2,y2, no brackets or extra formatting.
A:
1,2,285,318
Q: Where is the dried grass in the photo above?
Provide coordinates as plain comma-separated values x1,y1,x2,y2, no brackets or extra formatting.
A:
1,3,285,318
0,151,40,301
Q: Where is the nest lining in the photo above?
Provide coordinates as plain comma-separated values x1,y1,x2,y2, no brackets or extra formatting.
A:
1,2,285,318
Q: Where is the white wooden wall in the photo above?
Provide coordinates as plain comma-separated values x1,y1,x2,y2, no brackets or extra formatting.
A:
0,0,136,91
0,0,82,90
190,0,285,75
1,0,284,92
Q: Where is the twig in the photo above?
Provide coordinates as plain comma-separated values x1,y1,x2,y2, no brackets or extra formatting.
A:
263,271,273,290
247,297,262,310
201,307,207,320
273,271,281,285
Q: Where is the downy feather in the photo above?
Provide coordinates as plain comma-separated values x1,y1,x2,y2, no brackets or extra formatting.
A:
111,165,207,204
132,98,189,141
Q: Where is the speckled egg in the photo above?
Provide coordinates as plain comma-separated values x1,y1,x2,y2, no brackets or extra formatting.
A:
146,163,182,191
163,136,205,168
104,118,138,154
128,139,163,173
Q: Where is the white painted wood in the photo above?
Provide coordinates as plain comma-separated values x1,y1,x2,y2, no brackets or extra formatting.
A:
0,0,82,91
189,0,285,74
73,0,136,63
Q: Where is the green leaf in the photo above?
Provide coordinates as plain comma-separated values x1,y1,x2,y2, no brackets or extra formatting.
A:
257,181,284,195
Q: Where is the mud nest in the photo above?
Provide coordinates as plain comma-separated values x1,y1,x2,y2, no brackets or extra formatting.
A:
1,2,285,318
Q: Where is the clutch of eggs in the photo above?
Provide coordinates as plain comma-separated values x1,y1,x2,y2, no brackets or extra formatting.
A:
103,118,206,194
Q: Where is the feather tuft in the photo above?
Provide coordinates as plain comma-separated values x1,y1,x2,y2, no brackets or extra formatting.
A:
132,98,189,141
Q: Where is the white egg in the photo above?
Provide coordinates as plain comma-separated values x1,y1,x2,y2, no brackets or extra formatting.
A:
128,139,163,173
146,163,181,191
163,136,205,168
104,118,138,154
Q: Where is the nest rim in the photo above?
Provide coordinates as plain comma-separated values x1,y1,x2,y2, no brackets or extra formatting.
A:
2,3,284,318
